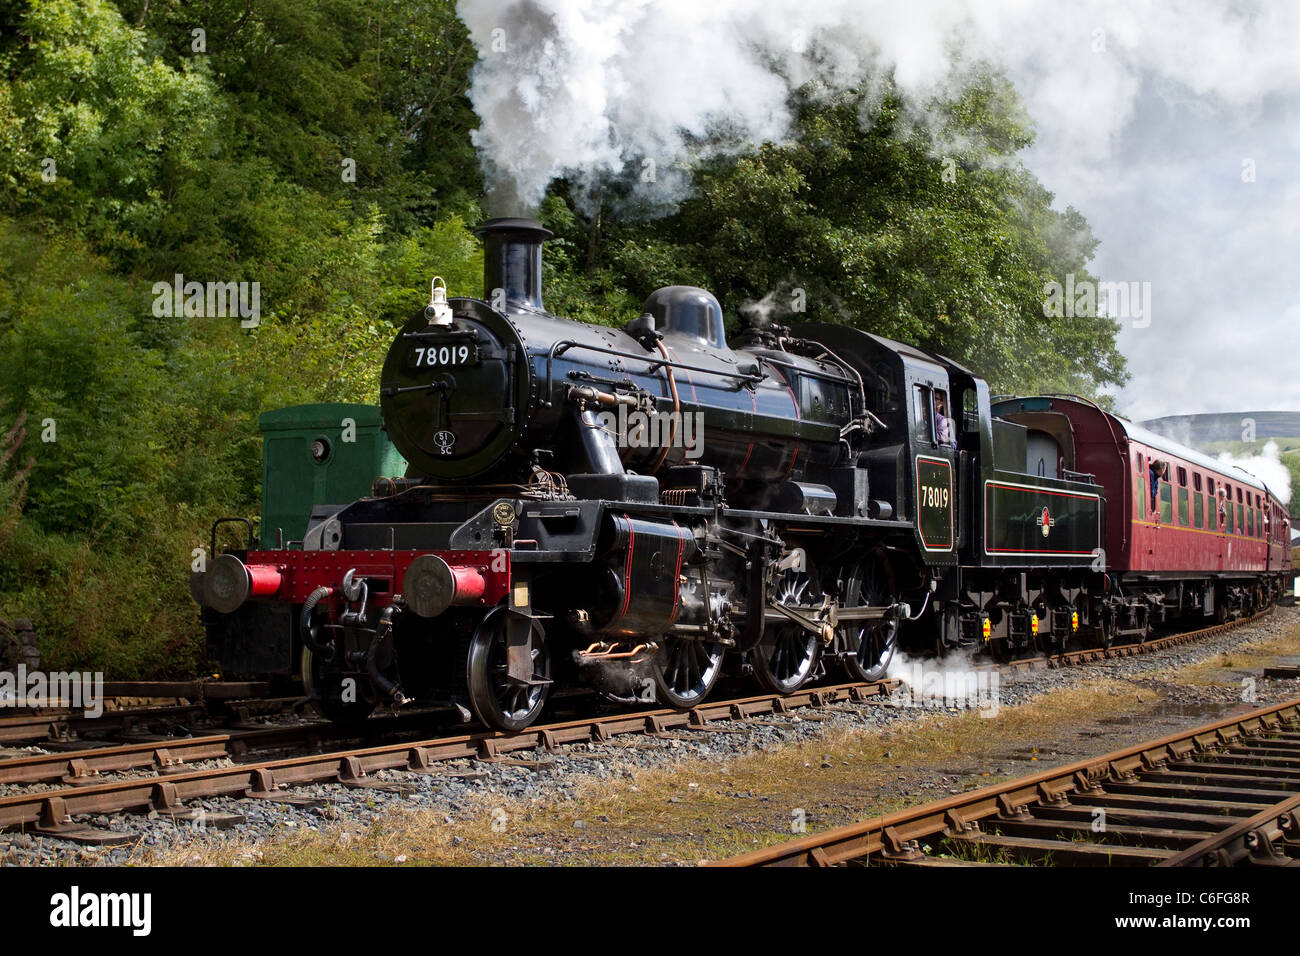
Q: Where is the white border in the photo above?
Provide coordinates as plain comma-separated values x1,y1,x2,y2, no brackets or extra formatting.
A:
914,454,955,553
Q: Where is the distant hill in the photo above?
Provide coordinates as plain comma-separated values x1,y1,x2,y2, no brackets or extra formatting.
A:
1139,411,1300,446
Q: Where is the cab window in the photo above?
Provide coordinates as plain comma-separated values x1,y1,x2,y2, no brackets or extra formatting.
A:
961,388,978,432
912,384,933,443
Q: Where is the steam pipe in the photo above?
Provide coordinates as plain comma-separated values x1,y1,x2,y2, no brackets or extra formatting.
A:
300,586,336,661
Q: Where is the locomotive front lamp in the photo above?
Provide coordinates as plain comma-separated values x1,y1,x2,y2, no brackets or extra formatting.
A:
426,276,454,326
1071,611,1079,632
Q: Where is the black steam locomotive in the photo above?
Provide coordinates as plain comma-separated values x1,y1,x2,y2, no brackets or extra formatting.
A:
196,217,1112,731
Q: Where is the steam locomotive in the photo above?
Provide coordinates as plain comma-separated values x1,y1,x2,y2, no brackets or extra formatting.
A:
194,218,1291,731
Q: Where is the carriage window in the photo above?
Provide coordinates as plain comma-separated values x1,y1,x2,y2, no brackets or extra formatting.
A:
1160,482,1173,524
1237,487,1243,503
1177,487,1189,526
1176,466,1187,486
1194,492,1204,529
1247,508,1254,536
1193,473,1202,492
1136,455,1145,518
1237,503,1244,532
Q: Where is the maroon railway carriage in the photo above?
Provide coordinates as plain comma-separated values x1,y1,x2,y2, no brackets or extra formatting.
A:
993,396,1291,639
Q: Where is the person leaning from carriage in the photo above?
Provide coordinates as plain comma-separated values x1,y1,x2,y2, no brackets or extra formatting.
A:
1148,459,1168,525
933,390,957,448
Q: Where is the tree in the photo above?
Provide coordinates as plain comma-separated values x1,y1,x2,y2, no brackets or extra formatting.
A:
542,75,1128,400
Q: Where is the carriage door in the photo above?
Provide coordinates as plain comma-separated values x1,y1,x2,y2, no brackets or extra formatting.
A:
910,376,956,559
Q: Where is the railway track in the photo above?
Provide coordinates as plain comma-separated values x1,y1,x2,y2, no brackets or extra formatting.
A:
0,682,302,746
0,607,1270,749
0,606,1280,848
0,681,896,844
717,693,1300,867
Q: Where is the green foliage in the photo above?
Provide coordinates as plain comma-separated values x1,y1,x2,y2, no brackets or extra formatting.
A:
1282,452,1300,504
0,0,222,263
0,405,33,558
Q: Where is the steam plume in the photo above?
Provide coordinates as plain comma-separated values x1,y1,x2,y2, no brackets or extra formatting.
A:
455,1,1300,215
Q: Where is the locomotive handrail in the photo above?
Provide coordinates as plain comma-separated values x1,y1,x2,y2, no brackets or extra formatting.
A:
745,352,855,386
209,516,255,557
542,339,764,406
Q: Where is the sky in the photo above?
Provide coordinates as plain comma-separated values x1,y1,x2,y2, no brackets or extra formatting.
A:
1003,5,1300,421
456,0,1300,421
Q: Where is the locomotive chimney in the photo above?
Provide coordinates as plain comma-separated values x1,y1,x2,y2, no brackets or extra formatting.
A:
476,217,553,313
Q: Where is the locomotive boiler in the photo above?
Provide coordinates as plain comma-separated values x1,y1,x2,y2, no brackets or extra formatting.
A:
380,218,864,497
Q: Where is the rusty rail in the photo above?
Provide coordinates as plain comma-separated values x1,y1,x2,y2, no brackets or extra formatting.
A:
715,695,1300,867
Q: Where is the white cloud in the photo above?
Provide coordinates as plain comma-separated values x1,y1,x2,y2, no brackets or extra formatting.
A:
456,0,1300,417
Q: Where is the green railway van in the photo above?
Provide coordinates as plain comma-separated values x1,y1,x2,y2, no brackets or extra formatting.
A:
257,403,406,548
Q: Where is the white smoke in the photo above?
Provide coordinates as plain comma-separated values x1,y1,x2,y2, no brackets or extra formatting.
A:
455,0,1300,214
887,645,999,714
1217,440,1292,505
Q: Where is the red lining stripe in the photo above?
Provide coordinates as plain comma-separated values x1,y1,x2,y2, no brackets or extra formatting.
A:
983,481,1102,556
986,547,1098,554
738,388,757,472
986,482,1101,501
620,520,636,619
915,457,954,550
668,346,699,403
668,520,685,624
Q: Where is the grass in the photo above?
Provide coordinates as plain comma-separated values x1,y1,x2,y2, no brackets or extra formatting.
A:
1148,618,1300,687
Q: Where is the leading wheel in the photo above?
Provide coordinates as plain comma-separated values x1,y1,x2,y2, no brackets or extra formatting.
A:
749,569,820,694
838,559,899,683
652,636,725,709
464,608,551,732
